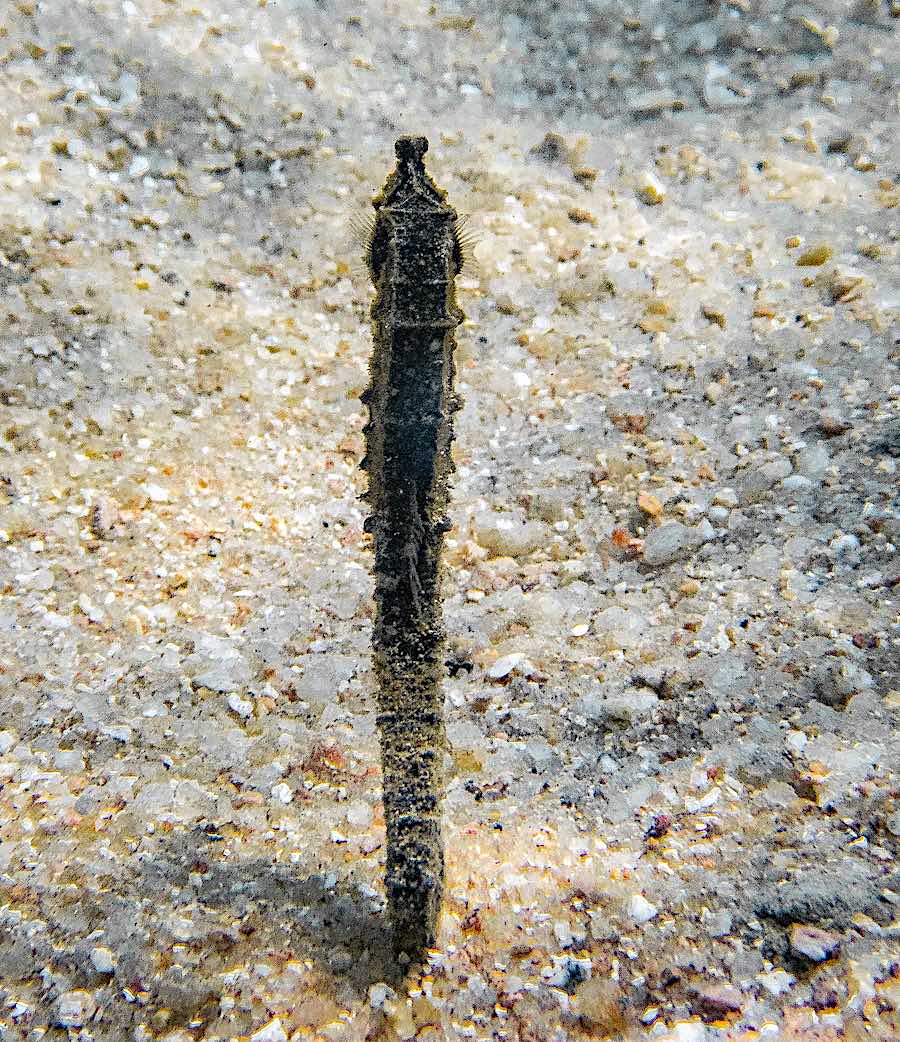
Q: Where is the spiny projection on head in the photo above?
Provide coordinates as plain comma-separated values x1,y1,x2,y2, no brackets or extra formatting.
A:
360,136,465,963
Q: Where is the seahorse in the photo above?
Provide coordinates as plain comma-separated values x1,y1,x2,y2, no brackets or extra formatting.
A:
360,136,465,961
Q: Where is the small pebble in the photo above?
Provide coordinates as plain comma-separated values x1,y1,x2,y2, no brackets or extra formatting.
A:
226,693,254,719
250,1019,288,1042
128,155,151,177
642,522,700,566
487,653,526,680
757,969,796,996
90,946,116,973
369,983,397,1009
636,170,665,206
713,488,738,508
701,908,733,937
145,483,170,503
346,800,373,828
789,924,841,962
628,894,658,923
54,991,96,1028
629,89,676,116
818,414,850,437
692,983,743,1019
637,491,663,517
78,593,105,623
89,495,119,538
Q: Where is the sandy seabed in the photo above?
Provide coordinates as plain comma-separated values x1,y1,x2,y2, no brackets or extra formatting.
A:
0,2,898,1040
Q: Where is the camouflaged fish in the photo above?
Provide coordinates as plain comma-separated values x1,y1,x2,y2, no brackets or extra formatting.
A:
360,136,466,960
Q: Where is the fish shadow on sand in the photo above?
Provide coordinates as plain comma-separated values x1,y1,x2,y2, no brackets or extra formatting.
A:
139,825,405,996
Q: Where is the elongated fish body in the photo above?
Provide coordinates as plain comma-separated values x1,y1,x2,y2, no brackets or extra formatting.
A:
361,136,463,960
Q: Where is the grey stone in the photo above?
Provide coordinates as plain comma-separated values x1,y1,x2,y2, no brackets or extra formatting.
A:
789,924,841,962
292,653,356,703
643,523,701,566
755,865,885,929
189,634,251,692
53,991,96,1028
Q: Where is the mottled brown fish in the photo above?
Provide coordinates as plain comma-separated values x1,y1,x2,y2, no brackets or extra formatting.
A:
360,136,465,961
